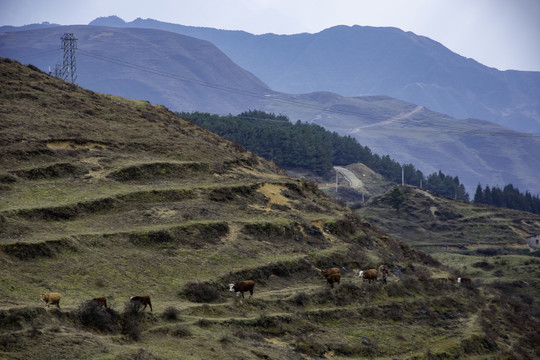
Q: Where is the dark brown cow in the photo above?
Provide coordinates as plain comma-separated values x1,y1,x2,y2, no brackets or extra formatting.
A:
326,273,341,288
359,269,378,283
130,296,152,311
458,277,471,284
91,297,107,308
229,280,255,299
320,267,340,279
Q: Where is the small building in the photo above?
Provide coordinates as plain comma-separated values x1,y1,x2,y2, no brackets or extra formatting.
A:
526,235,540,250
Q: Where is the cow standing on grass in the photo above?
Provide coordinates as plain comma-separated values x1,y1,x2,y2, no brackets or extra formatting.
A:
41,292,61,309
130,296,152,312
326,273,341,288
320,267,340,279
229,280,255,299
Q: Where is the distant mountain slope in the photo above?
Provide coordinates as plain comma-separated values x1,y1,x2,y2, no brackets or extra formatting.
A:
257,92,540,196
0,25,272,114
87,16,540,134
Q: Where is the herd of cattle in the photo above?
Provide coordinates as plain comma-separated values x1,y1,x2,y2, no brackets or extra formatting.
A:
41,266,471,310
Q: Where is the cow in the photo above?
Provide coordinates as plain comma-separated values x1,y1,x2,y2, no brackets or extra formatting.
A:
326,273,341,288
359,269,378,283
320,267,340,279
229,280,255,299
41,292,61,308
130,296,152,312
90,297,108,308
457,277,471,284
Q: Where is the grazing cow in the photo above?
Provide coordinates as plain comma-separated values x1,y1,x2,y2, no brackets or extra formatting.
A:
458,277,471,284
326,273,341,288
229,280,255,299
359,269,378,283
130,296,152,312
90,297,108,308
320,267,340,279
41,292,61,308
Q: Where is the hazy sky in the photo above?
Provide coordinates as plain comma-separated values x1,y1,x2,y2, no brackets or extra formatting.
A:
1,0,539,71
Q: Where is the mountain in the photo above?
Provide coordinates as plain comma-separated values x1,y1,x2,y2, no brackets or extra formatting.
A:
88,16,540,134
1,58,538,359
1,24,539,196
0,25,272,115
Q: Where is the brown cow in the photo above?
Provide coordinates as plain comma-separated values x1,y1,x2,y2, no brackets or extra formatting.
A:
320,267,340,279
90,297,107,308
458,277,471,284
130,296,152,311
41,292,61,308
326,273,341,288
229,280,255,299
359,269,378,283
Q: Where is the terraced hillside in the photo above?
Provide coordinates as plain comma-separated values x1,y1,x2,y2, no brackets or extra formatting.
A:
1,58,538,359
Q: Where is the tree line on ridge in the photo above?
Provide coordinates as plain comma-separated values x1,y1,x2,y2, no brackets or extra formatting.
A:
177,110,539,213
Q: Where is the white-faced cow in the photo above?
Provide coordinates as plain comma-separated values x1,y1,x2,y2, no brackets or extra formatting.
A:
229,280,255,299
359,269,378,283
130,295,152,311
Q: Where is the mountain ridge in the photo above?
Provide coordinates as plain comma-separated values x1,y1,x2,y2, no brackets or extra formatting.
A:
82,16,540,134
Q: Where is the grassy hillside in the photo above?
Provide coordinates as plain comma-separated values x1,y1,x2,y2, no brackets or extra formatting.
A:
356,185,540,248
1,58,538,359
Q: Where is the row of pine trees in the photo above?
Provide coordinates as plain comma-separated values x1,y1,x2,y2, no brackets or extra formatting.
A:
474,184,540,214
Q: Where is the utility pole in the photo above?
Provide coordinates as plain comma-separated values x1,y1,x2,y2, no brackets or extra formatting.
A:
60,33,78,84
401,166,404,186
335,170,338,194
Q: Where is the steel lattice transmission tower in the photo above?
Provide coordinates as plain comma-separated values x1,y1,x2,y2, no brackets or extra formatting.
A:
60,33,78,84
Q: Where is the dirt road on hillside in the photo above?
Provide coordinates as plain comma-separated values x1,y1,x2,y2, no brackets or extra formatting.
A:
334,166,364,189
350,105,424,132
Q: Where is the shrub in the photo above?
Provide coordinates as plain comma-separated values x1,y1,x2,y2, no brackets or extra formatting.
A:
121,313,142,341
233,330,265,342
170,325,191,337
295,335,326,357
123,348,163,360
472,261,495,271
196,318,212,328
121,302,143,341
162,306,180,321
292,292,310,307
77,301,120,333
181,281,222,303
253,314,284,335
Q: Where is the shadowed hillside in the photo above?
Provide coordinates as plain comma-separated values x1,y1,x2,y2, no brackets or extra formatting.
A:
1,58,538,359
